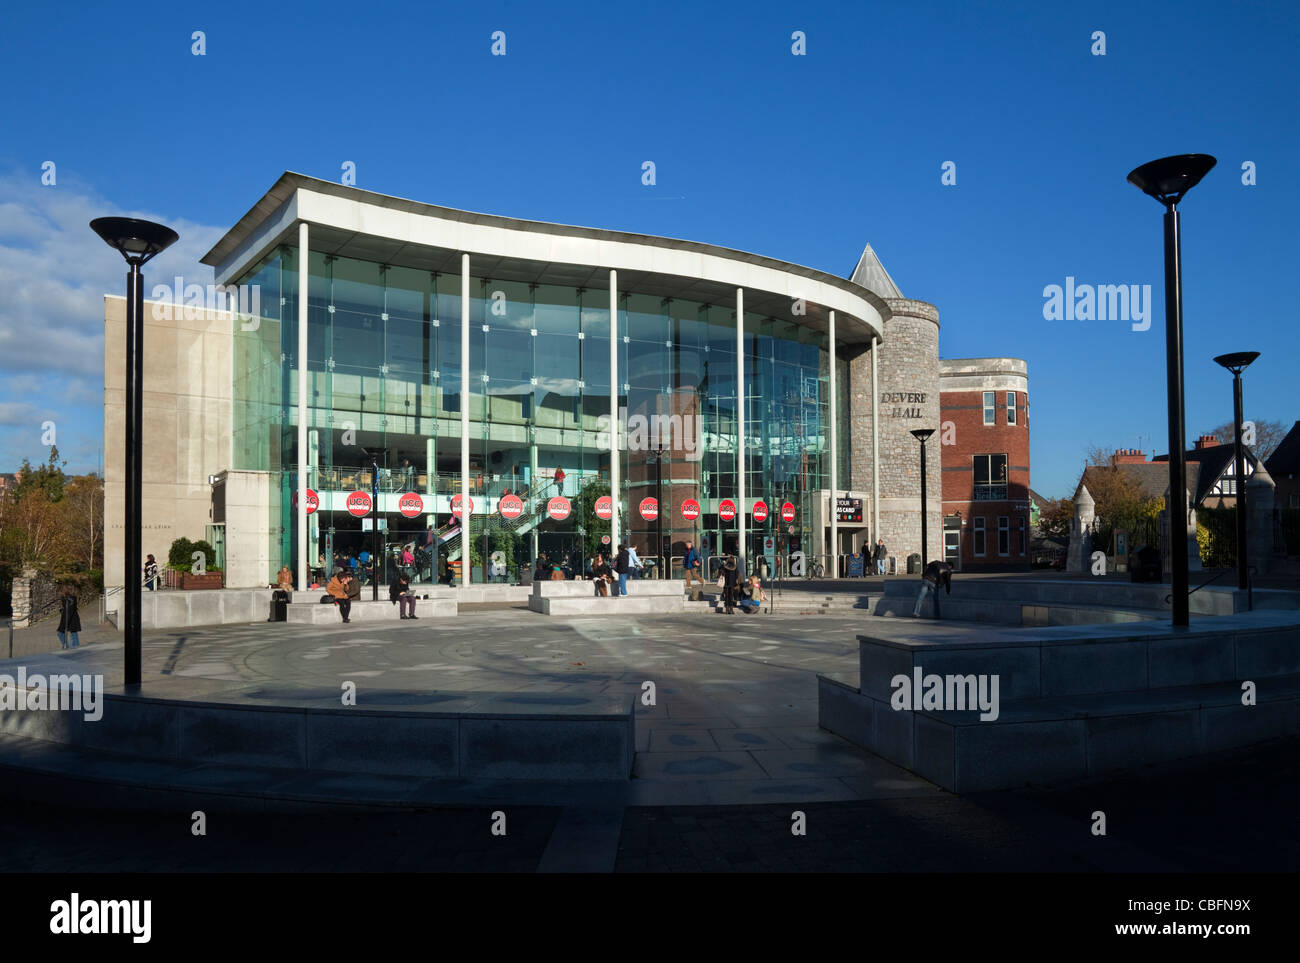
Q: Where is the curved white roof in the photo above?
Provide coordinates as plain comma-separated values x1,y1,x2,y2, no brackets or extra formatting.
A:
201,173,889,344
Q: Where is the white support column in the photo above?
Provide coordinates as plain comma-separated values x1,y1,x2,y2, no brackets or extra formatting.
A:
736,288,745,567
296,221,309,593
829,311,838,579
609,270,620,551
460,253,470,586
871,335,880,550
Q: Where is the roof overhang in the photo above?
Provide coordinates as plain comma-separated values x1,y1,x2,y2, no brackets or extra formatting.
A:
201,173,889,344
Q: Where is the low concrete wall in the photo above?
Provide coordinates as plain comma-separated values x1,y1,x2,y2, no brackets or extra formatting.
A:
819,609,1300,792
0,689,637,781
880,577,1248,615
529,579,686,615
286,599,458,624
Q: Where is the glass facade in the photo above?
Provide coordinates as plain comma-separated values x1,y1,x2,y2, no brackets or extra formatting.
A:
234,247,849,583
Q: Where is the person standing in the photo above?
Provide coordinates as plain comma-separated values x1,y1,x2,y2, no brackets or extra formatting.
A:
627,543,642,579
683,540,702,598
401,545,415,578
615,544,630,596
873,539,888,576
913,559,953,617
553,466,566,496
717,556,740,615
143,554,159,591
56,585,81,648
326,570,352,623
390,572,417,619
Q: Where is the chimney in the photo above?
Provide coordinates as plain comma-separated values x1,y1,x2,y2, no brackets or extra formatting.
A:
1194,434,1221,450
1112,448,1146,464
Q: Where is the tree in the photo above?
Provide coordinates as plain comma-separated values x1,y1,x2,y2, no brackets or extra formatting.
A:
1082,446,1161,555
1037,497,1073,540
11,447,67,503
61,474,104,572
1200,418,1287,462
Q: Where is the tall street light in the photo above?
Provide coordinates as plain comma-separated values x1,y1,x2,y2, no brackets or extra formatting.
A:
90,217,179,686
1127,153,1216,628
1213,351,1260,599
911,428,935,570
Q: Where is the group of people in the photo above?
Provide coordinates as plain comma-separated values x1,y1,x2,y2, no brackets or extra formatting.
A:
317,567,422,622
715,555,765,615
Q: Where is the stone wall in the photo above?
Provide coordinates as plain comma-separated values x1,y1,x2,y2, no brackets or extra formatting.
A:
847,298,942,566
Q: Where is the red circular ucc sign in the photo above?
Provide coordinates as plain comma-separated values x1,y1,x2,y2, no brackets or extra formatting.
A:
346,491,371,517
639,497,659,521
751,500,768,522
397,492,424,518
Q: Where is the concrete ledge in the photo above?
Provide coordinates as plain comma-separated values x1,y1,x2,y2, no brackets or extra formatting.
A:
532,579,685,599
819,671,1300,792
530,595,685,615
286,599,458,623
0,690,636,781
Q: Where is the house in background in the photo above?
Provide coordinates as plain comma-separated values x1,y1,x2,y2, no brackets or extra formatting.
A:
1265,421,1300,511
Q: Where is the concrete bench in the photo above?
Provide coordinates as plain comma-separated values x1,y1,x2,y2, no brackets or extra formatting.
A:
286,598,458,624
529,579,686,615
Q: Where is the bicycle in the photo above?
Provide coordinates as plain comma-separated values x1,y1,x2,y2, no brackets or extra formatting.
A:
806,558,825,579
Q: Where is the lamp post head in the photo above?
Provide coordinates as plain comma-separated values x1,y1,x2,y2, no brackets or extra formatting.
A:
1127,154,1217,209
910,428,935,443
90,217,179,264
1213,351,1260,375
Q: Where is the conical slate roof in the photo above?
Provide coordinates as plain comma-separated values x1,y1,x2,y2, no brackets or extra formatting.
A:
849,243,904,300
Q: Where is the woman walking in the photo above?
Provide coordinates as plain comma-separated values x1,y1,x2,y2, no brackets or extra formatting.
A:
56,585,81,648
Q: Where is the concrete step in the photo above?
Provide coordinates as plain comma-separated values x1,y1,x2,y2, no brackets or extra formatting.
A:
285,599,458,624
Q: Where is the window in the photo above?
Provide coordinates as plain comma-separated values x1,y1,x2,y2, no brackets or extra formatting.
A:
983,391,995,425
998,516,1010,556
973,454,1008,500
1006,392,1016,425
1018,516,1027,555
973,517,986,556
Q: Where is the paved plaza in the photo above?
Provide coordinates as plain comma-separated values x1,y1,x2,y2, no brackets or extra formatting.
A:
4,588,1298,872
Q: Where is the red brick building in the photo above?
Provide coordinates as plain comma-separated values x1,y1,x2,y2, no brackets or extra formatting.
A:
938,359,1030,570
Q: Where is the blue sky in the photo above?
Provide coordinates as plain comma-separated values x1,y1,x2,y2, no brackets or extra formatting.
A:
0,0,1296,496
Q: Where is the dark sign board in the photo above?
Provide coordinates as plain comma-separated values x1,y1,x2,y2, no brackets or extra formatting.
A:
836,497,863,523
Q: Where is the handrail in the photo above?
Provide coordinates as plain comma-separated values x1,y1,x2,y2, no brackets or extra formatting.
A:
1165,566,1231,606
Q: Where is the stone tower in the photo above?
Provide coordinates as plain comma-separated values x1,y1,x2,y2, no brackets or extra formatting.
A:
1067,484,1095,572
846,244,941,568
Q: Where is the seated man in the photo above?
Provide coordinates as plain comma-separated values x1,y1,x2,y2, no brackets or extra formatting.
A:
389,573,417,619
325,570,353,623
738,575,765,614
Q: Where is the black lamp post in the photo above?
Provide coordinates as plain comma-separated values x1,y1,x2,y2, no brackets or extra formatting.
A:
1127,154,1216,628
911,428,935,569
1213,351,1260,599
90,217,179,686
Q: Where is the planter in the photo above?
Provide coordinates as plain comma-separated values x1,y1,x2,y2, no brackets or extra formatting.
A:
180,572,224,590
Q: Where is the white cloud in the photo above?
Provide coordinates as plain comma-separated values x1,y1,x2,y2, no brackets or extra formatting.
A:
0,169,225,472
